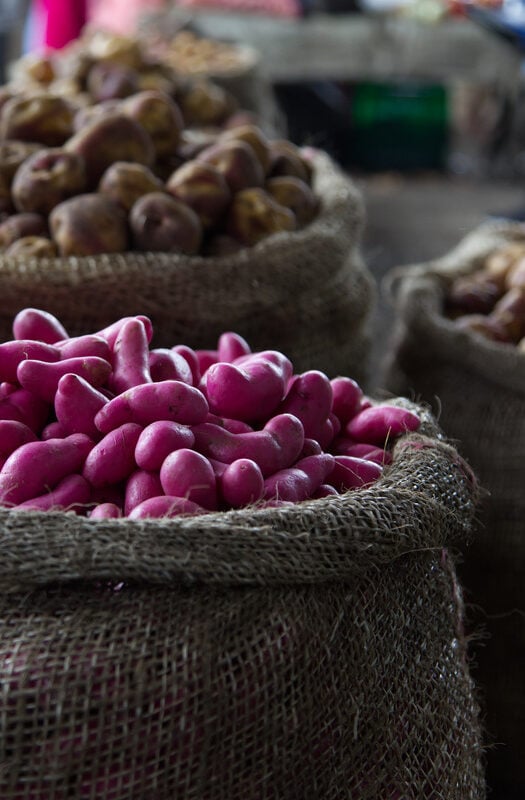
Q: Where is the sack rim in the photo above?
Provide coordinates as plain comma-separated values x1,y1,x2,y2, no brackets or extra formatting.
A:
0,401,478,592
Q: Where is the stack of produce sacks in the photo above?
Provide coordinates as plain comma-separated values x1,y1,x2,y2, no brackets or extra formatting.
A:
0,30,373,382
0,308,484,798
382,220,525,800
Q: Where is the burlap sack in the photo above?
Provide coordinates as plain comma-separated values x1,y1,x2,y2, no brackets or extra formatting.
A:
382,221,525,800
0,151,374,384
0,401,485,799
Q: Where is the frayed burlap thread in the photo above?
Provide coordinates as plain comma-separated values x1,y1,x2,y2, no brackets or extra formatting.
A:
0,402,485,799
382,221,525,800
0,151,374,383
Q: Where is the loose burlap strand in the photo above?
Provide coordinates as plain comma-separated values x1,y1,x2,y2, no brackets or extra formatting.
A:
382,221,525,800
0,151,374,383
0,402,485,799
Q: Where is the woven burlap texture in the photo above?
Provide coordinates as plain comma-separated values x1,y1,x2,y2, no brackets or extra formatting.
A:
0,151,374,384
382,221,525,800
0,401,484,800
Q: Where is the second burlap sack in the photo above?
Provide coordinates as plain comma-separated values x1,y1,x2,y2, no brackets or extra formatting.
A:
0,150,374,383
0,402,485,799
383,220,525,800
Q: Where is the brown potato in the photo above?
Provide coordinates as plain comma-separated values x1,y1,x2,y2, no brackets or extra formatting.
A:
86,61,139,103
72,100,121,133
220,124,271,174
484,242,525,287
267,139,313,185
85,31,144,71
49,193,129,256
129,191,202,254
0,212,48,250
12,148,86,216
0,94,75,146
166,161,231,229
65,112,155,187
197,139,264,194
120,90,184,159
225,187,296,247
4,235,58,258
177,79,237,127
265,175,319,227
489,287,525,342
446,273,502,316
136,67,177,96
14,53,55,86
99,161,164,213
0,140,42,184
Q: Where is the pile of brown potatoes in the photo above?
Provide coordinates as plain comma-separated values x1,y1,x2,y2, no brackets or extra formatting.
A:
0,29,319,259
445,241,525,350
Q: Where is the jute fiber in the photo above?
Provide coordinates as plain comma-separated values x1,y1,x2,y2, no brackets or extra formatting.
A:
0,151,374,384
382,221,525,800
0,401,484,799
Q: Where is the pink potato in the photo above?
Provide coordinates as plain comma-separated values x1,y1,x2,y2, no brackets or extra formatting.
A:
299,438,323,458
171,344,200,385
160,448,217,510
205,413,253,434
14,473,91,512
12,307,69,343
149,348,193,384
124,469,163,515
278,370,333,441
330,376,363,424
0,420,38,462
263,453,335,502
89,502,122,519
0,382,16,398
128,495,205,519
54,373,109,439
82,422,143,488
192,413,305,477
217,331,251,363
204,354,290,422
195,348,218,376
345,405,421,446
315,415,339,450
95,315,153,348
134,420,195,471
41,420,68,439
311,483,339,499
0,339,60,382
95,380,209,434
327,455,383,492
0,433,93,506
17,356,112,402
219,458,264,508
331,437,393,465
55,334,111,361
108,317,152,394
233,349,293,385
0,388,50,433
